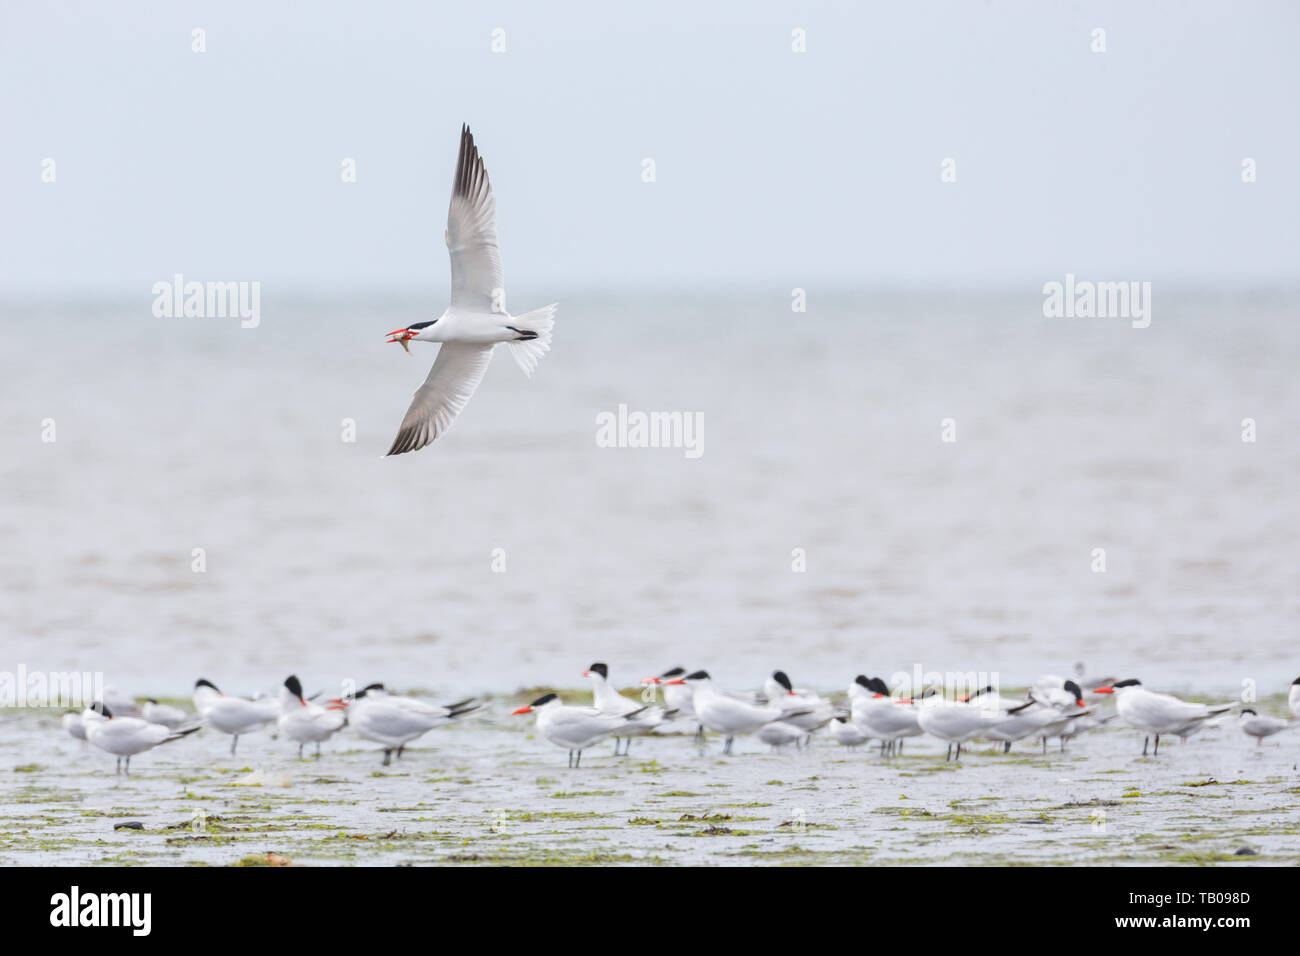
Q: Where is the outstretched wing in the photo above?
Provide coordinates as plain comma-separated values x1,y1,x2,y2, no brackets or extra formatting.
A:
385,343,495,456
446,125,503,312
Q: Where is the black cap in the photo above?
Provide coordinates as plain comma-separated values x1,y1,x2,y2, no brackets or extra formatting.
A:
771,671,793,692
530,693,558,707
284,675,304,698
587,663,608,679
195,678,220,692
685,670,710,680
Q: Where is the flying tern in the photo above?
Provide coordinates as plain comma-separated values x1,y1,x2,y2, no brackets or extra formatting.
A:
383,125,557,455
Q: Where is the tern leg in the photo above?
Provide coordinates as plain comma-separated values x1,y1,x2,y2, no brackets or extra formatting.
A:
724,736,734,755
1142,736,1149,756
625,738,633,756
567,750,573,768
124,756,130,776
575,750,582,768
946,743,952,762
382,749,392,766
397,745,404,759
899,739,904,754
297,743,303,760
315,742,321,758
115,757,121,775
1041,737,1047,754
230,734,238,756
1153,734,1160,756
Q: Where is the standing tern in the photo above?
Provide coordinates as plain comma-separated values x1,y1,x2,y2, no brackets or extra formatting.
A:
347,683,479,765
82,702,199,775
642,667,703,742
1238,709,1291,746
764,670,834,735
665,671,809,755
277,675,348,758
511,693,647,767
827,715,870,748
101,686,143,717
757,719,806,751
850,676,922,755
61,711,87,742
192,679,279,755
141,699,190,730
583,663,671,755
1093,679,1233,755
916,693,1002,761
383,125,557,455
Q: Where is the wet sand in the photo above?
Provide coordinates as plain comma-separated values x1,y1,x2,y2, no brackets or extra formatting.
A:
2,692,1295,866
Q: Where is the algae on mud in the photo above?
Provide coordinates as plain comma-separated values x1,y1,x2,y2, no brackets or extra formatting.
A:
1,695,1296,866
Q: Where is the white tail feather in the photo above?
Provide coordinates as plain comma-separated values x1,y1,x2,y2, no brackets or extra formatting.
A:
507,303,557,377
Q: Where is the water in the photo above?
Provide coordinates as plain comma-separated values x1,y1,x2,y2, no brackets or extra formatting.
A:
1,290,1297,700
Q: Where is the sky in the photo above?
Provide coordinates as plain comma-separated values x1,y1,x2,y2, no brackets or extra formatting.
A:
2,0,1298,297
